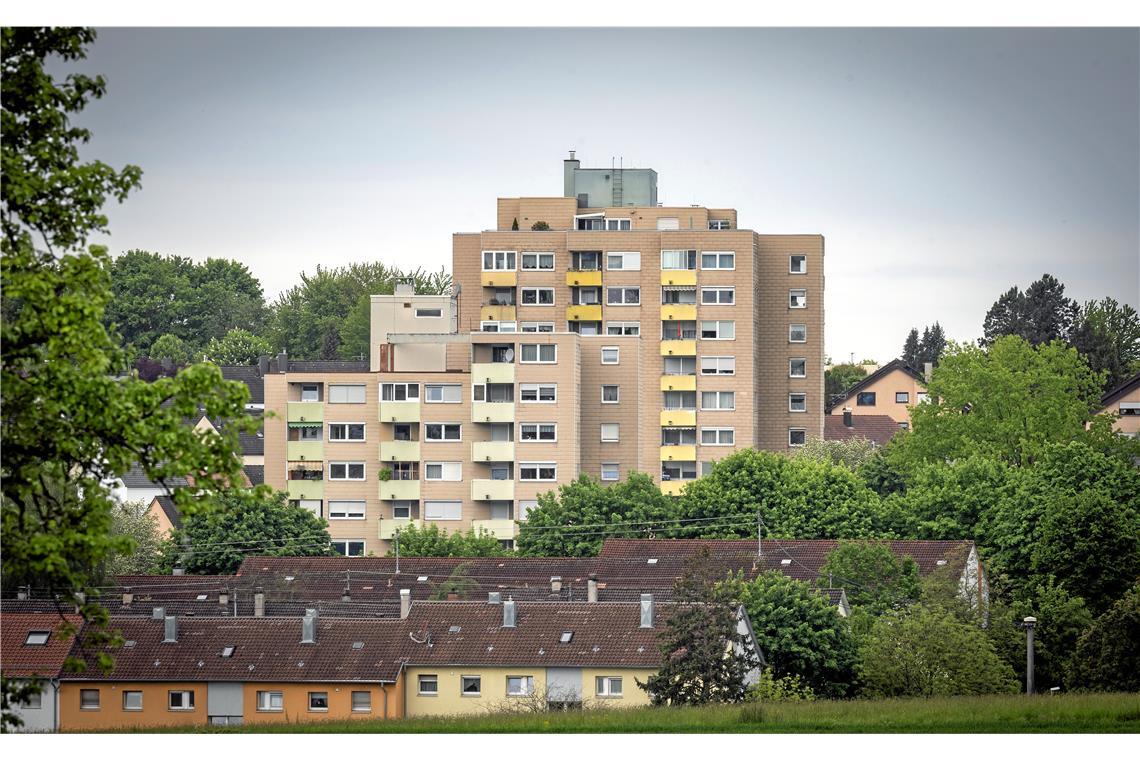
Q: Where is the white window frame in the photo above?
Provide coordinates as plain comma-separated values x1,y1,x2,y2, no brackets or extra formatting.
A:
700,251,735,270
122,691,142,711
519,423,557,442
519,383,557,403
332,539,366,556
600,463,620,481
700,390,736,411
700,321,735,340
789,358,807,378
605,321,640,336
520,344,557,364
519,499,538,521
708,219,731,230
328,384,366,404
424,462,462,482
506,676,535,697
701,286,735,305
595,676,623,697
789,324,807,343
604,217,632,231
601,346,620,365
329,461,366,481
381,382,419,401
789,393,807,413
789,254,807,274
700,356,736,375
789,289,807,309
328,422,366,442
328,500,366,520
606,251,641,271
257,691,284,712
789,428,807,447
480,320,518,333
418,675,439,696
414,307,443,318
896,392,910,404
606,286,641,306
308,691,329,712
424,500,463,520
461,676,482,697
521,287,556,307
391,501,415,519
700,427,735,446
424,423,462,442
600,423,620,442
300,383,320,402
520,252,555,270
656,217,680,231
660,249,696,270
601,385,620,404
424,384,462,403
519,462,557,481
168,690,195,711
482,250,517,271
520,322,555,333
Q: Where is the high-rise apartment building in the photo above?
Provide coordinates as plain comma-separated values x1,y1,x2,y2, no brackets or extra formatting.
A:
264,155,824,555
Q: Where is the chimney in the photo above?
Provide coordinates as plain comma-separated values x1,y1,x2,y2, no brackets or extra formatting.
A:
301,609,317,645
564,151,581,200
16,586,28,601
257,355,270,376
254,588,265,618
502,598,517,628
163,615,178,643
219,588,229,607
587,574,598,603
487,591,502,605
550,576,562,594
172,567,184,576
342,583,351,602
399,589,411,619
277,350,288,373
122,587,133,607
843,407,853,428
151,606,165,620
924,361,933,383
640,594,654,629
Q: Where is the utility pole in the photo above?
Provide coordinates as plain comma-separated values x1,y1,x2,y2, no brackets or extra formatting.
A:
1024,616,1037,695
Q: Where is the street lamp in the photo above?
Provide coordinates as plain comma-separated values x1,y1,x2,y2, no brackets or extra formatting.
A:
1023,616,1037,695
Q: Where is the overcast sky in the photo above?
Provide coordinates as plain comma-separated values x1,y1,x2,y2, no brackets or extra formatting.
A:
71,27,1139,364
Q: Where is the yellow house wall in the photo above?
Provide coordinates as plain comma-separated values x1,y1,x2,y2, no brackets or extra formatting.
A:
580,667,656,708
1099,383,1140,437
830,368,926,425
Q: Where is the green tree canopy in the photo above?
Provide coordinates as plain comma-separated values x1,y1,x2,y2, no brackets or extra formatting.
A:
901,323,946,367
981,273,1080,348
104,500,164,575
818,541,921,614
148,333,192,366
885,455,1013,541
388,522,510,558
203,328,272,366
824,362,866,401
1067,583,1140,692
1069,297,1140,393
790,436,880,470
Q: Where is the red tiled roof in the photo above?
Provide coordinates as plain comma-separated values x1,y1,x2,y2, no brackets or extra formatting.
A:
824,414,902,447
1,612,82,678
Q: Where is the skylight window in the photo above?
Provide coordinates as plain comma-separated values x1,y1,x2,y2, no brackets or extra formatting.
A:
448,625,461,634
24,631,49,646
196,594,208,601
352,642,364,650
221,646,235,658
647,558,658,565
124,640,136,648
936,560,948,566
560,631,573,644
780,559,792,566
417,576,429,582
284,576,295,582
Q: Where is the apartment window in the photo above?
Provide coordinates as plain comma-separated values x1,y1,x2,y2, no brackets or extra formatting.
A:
661,250,697,270
308,692,329,711
789,359,807,378
291,498,322,517
300,383,320,402
600,423,620,442
701,391,736,410
708,219,731,230
520,423,556,442
601,385,620,403
789,393,807,413
351,691,371,712
596,677,623,697
601,347,620,364
521,252,555,270
700,321,735,340
519,500,538,521
328,423,365,441
392,501,415,519
790,255,807,274
606,287,640,305
424,462,462,482
80,689,100,710
520,344,557,363
381,382,419,401
896,392,910,404
571,251,602,270
569,321,601,335
789,324,807,343
418,675,439,696
899,422,911,430
857,392,877,406
24,631,49,646
789,429,807,447
506,676,535,696
169,690,195,711
415,307,443,318
601,463,620,481
605,218,632,230
257,691,284,712
481,321,518,333
520,383,557,403
663,427,697,445
701,287,735,305
607,251,641,270
425,423,462,441
329,462,365,481
701,251,735,270
520,322,555,332
656,217,680,231
662,461,697,480
473,383,514,403
663,286,697,304
700,461,716,477
664,356,696,375
461,676,482,697
606,321,640,336
572,286,601,305
701,428,734,445
520,462,556,481
293,425,321,441
663,390,697,410
521,287,555,306
482,250,517,271
424,384,462,403
122,691,143,711
789,289,807,309
700,356,735,375
331,540,365,557
328,384,366,404
916,392,929,404
424,501,462,520
328,500,366,520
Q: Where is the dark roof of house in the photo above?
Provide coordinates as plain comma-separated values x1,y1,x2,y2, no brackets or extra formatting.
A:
243,465,265,486
151,495,181,529
826,359,926,413
1099,371,1140,408
824,414,902,447
1,612,83,678
197,410,264,456
271,359,370,374
220,365,265,405
118,464,189,490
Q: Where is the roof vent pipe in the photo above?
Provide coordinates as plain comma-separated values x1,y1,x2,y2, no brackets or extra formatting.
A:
588,574,598,603
163,615,178,643
152,606,165,620
843,407,853,428
254,588,265,618
503,598,517,628
487,591,502,605
219,588,229,607
550,576,562,594
640,594,654,629
399,589,411,619
122,587,134,607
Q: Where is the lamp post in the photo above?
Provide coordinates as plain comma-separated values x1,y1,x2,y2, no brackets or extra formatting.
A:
1023,616,1037,695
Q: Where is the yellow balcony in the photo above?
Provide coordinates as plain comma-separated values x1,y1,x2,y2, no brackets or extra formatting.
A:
660,340,697,357
660,480,687,497
472,518,517,540
379,518,423,540
286,441,324,461
661,304,697,322
287,480,324,500
566,304,603,322
379,479,420,500
471,479,515,501
480,305,517,322
660,270,697,287
471,362,515,385
471,441,516,462
472,401,515,423
287,401,323,423
661,445,697,461
661,409,697,427
379,400,420,423
481,271,517,287
660,375,697,392
379,440,420,462
566,270,602,287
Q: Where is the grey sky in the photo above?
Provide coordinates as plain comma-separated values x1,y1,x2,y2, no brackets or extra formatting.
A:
73,28,1139,364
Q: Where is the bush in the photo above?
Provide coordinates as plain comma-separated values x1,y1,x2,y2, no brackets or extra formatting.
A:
1067,583,1140,692
747,671,816,702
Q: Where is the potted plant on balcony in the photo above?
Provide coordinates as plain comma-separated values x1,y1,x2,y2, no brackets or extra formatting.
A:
378,468,392,482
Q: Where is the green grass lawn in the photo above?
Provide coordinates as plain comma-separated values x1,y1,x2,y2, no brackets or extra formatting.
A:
164,693,1140,733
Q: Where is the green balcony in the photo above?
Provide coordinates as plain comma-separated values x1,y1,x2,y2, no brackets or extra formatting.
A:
470,479,515,501
287,401,323,423
379,518,423,540
379,400,420,423
379,479,420,500
471,362,515,385
471,401,515,423
379,440,420,462
471,441,515,462
287,479,324,500
286,441,324,462
472,518,517,540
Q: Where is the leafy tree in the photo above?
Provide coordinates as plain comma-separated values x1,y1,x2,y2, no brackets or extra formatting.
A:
886,455,1013,541
155,493,331,575
1067,583,1140,692
981,273,1080,348
824,362,866,401
148,333,192,366
856,447,909,498
818,541,921,614
859,604,1018,697
790,436,879,470
427,563,478,600
726,571,858,698
516,473,675,557
388,522,510,558
104,500,164,575
203,328,272,366
640,548,757,706
1070,297,1140,393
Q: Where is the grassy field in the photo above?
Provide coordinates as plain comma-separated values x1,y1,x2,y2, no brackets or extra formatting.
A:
165,693,1140,733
